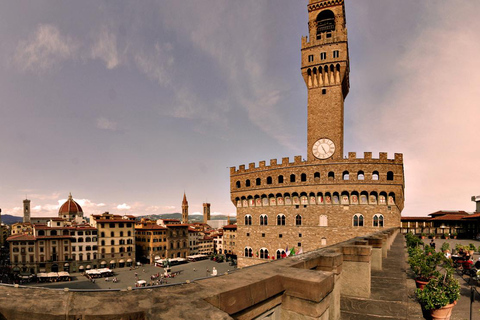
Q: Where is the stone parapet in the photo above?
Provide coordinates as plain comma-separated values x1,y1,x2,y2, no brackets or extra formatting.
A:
0,228,399,320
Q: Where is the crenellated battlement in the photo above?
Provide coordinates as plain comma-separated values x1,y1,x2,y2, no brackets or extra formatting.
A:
308,0,344,12
231,152,403,175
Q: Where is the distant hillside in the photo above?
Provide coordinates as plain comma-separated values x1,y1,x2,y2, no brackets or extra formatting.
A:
138,213,236,223
1,215,22,225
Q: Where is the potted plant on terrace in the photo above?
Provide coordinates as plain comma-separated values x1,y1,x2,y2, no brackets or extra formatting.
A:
416,270,460,320
452,232,457,239
408,246,443,289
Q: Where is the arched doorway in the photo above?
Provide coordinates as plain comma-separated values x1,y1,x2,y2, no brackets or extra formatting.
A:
51,264,59,272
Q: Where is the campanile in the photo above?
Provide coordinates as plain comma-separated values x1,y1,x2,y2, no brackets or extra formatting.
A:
301,0,350,162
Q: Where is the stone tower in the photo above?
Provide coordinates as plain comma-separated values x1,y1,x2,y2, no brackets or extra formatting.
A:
23,198,31,223
230,0,405,268
203,203,211,223
301,0,350,162
182,193,189,224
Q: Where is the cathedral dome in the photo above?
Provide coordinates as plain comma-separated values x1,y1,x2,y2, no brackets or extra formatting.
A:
59,193,83,214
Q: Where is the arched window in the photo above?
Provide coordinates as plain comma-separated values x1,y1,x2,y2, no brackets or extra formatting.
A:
85,237,91,242
387,171,394,181
278,175,284,183
290,174,296,183
319,215,328,226
353,214,364,227
246,179,251,187
373,214,384,227
260,214,268,226
101,240,105,246
295,215,302,226
260,248,269,259
314,172,320,181
277,214,286,226
316,10,335,39
86,246,91,251
267,177,272,185
372,171,379,180
50,230,57,236
301,173,307,182
119,231,124,237
244,247,253,257
244,215,252,226
110,231,115,237
321,238,327,246
342,171,349,180
110,240,115,245
236,181,241,188
101,232,105,238
127,231,131,237
38,230,45,236
328,171,335,180
78,238,84,243
256,178,261,186
276,249,286,259
357,171,365,180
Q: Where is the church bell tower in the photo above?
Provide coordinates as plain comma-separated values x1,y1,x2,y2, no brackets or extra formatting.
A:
302,0,350,162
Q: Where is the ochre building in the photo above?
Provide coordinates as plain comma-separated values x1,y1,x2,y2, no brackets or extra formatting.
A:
231,0,405,267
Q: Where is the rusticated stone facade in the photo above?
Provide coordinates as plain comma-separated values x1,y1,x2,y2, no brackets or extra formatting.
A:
230,0,405,268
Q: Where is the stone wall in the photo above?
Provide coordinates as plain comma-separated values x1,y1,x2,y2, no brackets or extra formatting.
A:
0,228,397,320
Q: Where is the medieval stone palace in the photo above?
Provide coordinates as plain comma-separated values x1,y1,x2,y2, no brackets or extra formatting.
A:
231,0,405,267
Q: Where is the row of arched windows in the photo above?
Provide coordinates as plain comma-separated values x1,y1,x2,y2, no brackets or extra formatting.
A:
248,214,302,226
236,191,396,208
244,247,315,260
235,171,395,189
244,214,384,227
353,214,384,227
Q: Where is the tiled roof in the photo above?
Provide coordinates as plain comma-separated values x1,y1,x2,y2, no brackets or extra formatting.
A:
223,225,237,230
7,234,36,241
401,216,431,221
428,210,469,217
429,214,467,221
58,193,83,214
462,213,480,219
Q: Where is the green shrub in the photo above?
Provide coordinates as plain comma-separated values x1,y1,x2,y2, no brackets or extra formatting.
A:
440,242,450,253
416,270,460,310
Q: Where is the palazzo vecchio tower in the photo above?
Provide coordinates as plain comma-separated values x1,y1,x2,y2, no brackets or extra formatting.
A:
231,0,405,268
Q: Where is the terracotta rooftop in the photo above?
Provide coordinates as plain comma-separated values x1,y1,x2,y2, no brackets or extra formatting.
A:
7,234,36,241
58,193,83,214
223,225,237,230
401,216,431,221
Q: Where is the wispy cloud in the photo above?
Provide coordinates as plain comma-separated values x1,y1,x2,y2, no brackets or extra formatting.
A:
116,203,131,210
91,27,120,69
96,117,118,131
134,42,174,86
13,24,79,73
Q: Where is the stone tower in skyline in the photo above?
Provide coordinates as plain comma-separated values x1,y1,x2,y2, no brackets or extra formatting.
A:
301,1,349,161
230,0,405,268
203,203,211,223
23,198,31,223
182,193,189,224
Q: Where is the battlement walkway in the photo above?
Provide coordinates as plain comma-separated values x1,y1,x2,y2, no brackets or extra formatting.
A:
341,234,480,320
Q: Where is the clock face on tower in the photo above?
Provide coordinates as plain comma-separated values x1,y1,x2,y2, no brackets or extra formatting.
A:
312,138,335,159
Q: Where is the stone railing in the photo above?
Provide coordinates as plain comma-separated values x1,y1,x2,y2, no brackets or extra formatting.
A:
0,228,400,320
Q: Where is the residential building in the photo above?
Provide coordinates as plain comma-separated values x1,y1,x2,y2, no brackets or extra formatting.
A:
222,225,237,259
135,219,168,263
91,212,136,268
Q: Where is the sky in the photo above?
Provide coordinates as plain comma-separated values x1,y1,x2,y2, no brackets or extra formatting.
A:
0,1,479,219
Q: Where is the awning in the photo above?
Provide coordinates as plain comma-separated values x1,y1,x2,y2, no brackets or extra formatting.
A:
119,259,125,263
86,265,91,269
64,263,69,267
79,265,84,270
100,261,107,265
110,260,115,264
127,259,133,263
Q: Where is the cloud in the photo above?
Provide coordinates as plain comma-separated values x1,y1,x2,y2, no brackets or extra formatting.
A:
355,2,480,215
96,117,118,131
13,24,79,73
116,203,131,210
134,42,174,86
91,27,120,69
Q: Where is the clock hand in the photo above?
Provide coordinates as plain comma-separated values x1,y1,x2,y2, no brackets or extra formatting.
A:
321,145,327,153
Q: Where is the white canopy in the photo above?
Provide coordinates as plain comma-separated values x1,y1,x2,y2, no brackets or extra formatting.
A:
47,272,59,278
136,280,146,285
58,272,70,277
